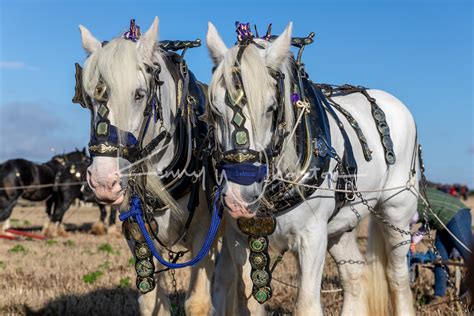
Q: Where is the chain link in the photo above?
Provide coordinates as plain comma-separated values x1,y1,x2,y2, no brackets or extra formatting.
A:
168,252,181,316
336,259,365,265
349,204,361,223
353,189,429,238
392,239,411,251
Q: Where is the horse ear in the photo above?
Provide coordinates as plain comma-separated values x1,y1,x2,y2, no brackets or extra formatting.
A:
265,22,292,69
206,22,228,66
79,25,101,54
138,16,159,60
82,147,86,154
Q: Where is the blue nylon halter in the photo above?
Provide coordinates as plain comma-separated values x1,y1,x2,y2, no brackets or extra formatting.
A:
218,163,267,186
119,187,222,268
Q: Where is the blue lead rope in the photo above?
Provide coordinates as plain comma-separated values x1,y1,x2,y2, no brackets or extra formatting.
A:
119,188,222,268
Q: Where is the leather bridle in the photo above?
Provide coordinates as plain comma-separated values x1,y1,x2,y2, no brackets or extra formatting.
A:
72,60,175,164
211,41,288,185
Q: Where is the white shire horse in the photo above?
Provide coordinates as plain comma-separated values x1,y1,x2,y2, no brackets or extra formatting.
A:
207,22,418,315
78,18,214,315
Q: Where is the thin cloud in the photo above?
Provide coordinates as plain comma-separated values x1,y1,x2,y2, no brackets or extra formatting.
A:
0,102,84,162
0,61,38,70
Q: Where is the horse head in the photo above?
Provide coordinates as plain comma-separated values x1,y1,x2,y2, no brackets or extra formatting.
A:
207,22,297,218
77,17,167,205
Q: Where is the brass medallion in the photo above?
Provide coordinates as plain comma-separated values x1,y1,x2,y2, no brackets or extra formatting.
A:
251,270,270,288
135,242,152,259
238,216,276,236
249,236,267,253
135,259,154,277
137,276,155,294
249,252,268,269
253,286,272,304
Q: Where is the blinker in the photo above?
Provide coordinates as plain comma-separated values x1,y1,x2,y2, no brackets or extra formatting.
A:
72,63,90,109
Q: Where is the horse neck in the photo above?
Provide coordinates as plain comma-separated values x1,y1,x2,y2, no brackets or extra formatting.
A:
44,158,62,171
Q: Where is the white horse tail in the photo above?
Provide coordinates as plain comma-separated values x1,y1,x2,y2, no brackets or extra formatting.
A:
365,218,391,316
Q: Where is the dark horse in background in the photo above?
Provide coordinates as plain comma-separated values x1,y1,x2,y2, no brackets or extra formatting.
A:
0,148,117,237
0,149,87,227
47,159,118,237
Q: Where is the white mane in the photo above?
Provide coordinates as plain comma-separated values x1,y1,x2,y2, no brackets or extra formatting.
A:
209,41,299,173
83,39,147,126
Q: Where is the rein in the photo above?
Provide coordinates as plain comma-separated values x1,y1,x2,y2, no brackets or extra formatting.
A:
119,187,222,269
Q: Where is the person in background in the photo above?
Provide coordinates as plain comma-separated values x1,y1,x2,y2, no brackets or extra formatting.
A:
412,187,472,303
460,185,469,201
449,185,459,197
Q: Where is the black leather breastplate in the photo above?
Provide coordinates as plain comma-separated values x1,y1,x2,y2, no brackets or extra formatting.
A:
264,77,332,215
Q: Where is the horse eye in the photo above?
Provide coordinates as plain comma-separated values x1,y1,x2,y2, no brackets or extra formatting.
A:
94,82,108,103
135,90,146,101
266,102,278,113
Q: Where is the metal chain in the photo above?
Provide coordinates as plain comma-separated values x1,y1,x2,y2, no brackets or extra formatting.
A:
355,183,467,311
353,189,429,238
168,251,181,315
349,204,361,223
392,239,411,251
336,259,365,265
416,145,468,312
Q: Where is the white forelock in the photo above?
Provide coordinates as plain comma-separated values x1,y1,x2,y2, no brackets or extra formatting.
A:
209,41,299,173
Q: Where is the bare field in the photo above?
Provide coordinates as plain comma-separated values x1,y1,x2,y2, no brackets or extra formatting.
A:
1,198,472,315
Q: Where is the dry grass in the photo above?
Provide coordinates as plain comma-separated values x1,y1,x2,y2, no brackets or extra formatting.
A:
1,198,472,315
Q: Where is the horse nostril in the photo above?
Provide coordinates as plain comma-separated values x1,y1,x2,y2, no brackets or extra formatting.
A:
110,173,121,189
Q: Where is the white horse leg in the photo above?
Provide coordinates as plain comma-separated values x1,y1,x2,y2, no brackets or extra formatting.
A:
365,204,415,315
377,184,417,316
384,232,414,316
2,218,10,231
185,232,215,315
0,219,14,237
213,235,238,316
328,230,367,315
294,224,327,316
381,217,415,315
138,271,171,316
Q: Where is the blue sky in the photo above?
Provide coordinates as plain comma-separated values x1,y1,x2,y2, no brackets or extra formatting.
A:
0,0,472,186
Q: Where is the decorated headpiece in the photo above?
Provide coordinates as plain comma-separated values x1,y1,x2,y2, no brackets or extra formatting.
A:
235,22,254,43
235,21,273,44
122,19,141,42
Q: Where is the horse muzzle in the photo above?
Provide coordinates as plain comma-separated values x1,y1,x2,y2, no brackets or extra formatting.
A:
86,157,127,205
